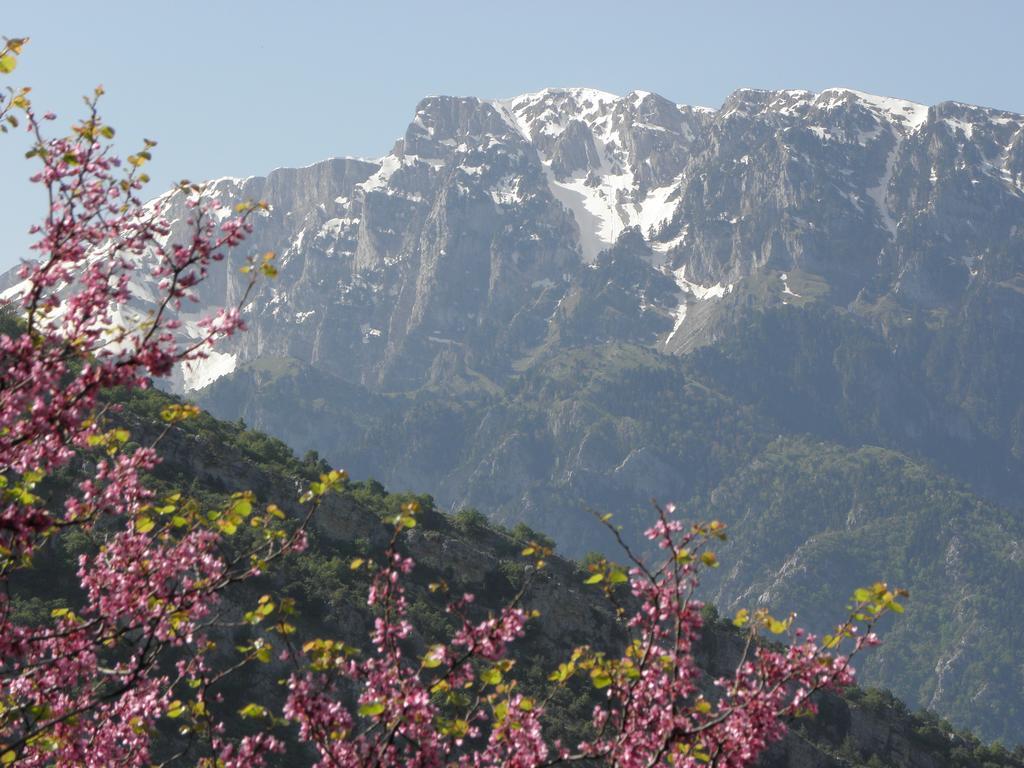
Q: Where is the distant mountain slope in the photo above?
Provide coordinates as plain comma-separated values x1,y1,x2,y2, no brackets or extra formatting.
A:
197,334,1024,741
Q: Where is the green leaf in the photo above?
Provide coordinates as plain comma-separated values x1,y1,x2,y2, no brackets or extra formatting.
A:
583,573,604,585
494,700,509,723
767,617,789,634
239,703,267,718
0,55,17,74
548,663,573,683
166,700,186,719
480,667,502,686
591,669,613,689
422,645,444,668
135,516,155,533
607,569,628,584
358,701,386,717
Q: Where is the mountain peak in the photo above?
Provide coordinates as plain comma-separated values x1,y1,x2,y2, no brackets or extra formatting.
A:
500,86,620,106
719,86,931,131
815,87,930,129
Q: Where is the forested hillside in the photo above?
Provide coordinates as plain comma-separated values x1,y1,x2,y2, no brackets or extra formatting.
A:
12,385,1018,766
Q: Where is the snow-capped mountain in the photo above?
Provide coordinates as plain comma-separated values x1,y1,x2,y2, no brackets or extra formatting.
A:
189,88,1024,744
37,85,1018,394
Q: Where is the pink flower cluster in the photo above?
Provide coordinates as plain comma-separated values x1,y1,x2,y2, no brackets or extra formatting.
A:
280,504,898,767
284,510,538,767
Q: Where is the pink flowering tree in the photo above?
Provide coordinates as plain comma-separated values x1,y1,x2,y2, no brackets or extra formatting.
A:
0,37,906,767
0,37,315,766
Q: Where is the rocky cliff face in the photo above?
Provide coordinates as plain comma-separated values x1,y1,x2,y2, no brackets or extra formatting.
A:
84,86,1022,396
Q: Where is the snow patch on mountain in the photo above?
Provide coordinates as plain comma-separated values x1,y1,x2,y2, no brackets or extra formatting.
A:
540,164,612,262
494,88,619,142
634,176,684,236
867,129,901,237
665,265,733,344
359,155,403,193
490,175,527,206
539,166,685,263
781,273,801,298
818,88,930,131
181,349,237,391
672,265,731,301
651,225,689,260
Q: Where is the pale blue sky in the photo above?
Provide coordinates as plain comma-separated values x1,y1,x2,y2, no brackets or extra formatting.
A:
2,0,1021,270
